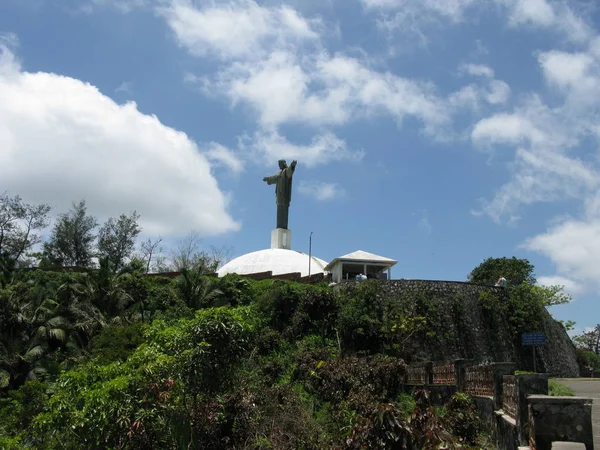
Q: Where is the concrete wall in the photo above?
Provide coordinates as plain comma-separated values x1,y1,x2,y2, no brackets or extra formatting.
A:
335,279,579,377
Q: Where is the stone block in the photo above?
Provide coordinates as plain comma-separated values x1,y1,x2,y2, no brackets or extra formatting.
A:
528,395,593,450
515,374,548,445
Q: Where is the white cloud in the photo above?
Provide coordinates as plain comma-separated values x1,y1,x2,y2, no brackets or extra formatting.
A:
475,147,598,222
417,210,433,234
202,51,451,135
160,0,321,61
362,0,476,21
205,143,244,174
360,0,593,44
449,78,511,111
298,180,344,201
537,275,586,296
115,81,133,94
0,44,239,237
501,0,555,28
242,130,363,168
538,50,600,108
470,27,600,223
471,113,544,146
501,0,593,43
461,63,495,78
486,80,511,104
525,219,600,289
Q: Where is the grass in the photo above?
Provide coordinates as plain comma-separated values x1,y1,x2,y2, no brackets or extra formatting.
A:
548,379,576,396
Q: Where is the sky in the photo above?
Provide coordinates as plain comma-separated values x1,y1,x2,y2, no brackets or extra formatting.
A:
1,0,599,334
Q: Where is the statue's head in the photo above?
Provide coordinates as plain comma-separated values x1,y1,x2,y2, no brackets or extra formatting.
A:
278,160,287,170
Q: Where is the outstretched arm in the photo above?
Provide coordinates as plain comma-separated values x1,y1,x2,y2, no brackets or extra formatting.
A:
285,160,297,176
263,174,280,185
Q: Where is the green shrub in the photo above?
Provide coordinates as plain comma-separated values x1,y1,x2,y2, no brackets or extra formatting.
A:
89,323,146,364
548,379,575,396
444,392,481,445
0,380,48,441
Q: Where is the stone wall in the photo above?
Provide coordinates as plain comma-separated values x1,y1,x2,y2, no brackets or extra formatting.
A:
335,279,579,377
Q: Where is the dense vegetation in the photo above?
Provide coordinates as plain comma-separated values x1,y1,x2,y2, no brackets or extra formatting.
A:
0,267,496,449
0,194,579,448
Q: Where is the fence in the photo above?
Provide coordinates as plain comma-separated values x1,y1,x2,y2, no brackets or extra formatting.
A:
464,364,494,397
402,360,593,450
432,361,455,385
406,364,427,385
501,375,517,419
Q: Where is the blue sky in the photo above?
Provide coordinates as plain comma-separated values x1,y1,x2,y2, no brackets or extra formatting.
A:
1,0,599,333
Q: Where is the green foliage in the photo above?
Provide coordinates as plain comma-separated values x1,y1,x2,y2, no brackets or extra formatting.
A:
574,324,600,354
43,199,98,267
294,351,407,416
216,273,254,306
548,379,575,396
89,323,145,364
468,256,536,286
0,380,48,441
0,266,500,448
559,320,576,332
97,211,142,272
443,393,482,445
479,283,546,337
26,307,253,449
256,280,336,340
530,284,572,307
0,193,51,280
344,390,462,450
576,348,600,372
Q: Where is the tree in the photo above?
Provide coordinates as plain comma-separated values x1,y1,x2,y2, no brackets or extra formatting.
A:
43,200,98,267
468,256,536,286
574,325,600,354
139,236,163,274
0,193,51,274
531,284,572,307
170,231,231,274
97,212,141,272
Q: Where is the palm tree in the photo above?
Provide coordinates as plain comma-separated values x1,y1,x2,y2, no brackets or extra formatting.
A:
176,267,222,310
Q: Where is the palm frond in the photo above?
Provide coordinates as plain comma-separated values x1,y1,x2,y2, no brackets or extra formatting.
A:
48,328,67,343
27,365,48,381
22,345,44,362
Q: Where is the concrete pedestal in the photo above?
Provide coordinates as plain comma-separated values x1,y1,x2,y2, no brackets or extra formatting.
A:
271,228,291,250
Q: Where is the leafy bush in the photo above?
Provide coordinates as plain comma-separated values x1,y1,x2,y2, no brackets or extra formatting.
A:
0,380,48,444
335,281,387,353
548,379,575,396
89,323,145,365
256,281,336,340
216,273,254,306
468,257,536,286
443,392,482,445
294,352,407,415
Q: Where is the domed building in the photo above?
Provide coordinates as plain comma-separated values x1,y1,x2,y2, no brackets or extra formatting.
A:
217,248,328,278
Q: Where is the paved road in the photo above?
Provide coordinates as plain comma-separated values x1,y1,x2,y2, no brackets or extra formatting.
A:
552,379,600,450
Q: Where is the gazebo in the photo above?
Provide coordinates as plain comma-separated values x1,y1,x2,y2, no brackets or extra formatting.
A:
324,250,397,283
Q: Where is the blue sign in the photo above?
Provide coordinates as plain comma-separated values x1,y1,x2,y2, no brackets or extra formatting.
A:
521,333,546,346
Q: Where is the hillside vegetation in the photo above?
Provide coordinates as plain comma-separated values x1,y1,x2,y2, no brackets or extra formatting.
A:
1,260,568,449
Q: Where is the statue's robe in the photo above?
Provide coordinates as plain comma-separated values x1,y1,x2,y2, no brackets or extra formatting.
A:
264,165,295,229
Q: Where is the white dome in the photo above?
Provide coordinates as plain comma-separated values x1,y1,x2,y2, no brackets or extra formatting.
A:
217,249,328,277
